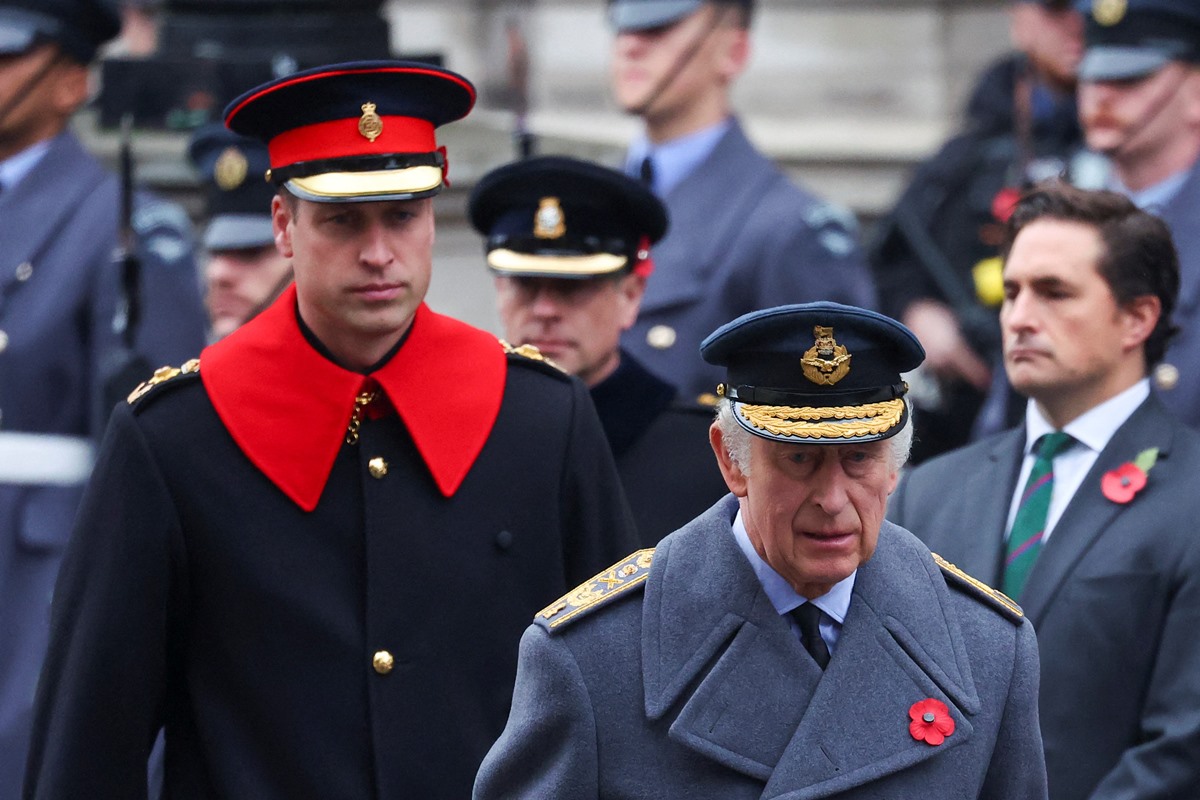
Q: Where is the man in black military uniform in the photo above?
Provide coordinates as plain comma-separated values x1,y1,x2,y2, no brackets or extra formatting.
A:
868,0,1092,461
188,123,293,341
0,1,205,794
24,62,638,799
472,155,728,545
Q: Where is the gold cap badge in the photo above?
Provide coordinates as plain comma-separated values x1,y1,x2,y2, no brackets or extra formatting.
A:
1092,0,1126,26
213,146,249,191
534,196,566,239
800,325,852,386
358,102,384,142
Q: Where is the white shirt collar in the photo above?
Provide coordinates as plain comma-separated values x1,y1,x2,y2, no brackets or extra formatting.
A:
1024,379,1150,456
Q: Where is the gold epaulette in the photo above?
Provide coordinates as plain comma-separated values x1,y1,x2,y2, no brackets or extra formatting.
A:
127,358,201,405
536,549,655,632
932,553,1024,625
499,339,565,374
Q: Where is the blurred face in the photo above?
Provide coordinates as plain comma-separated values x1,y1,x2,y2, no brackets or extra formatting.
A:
1001,218,1154,424
712,425,899,600
273,195,434,370
0,44,86,160
1010,3,1083,91
494,272,644,387
1079,63,1200,172
610,4,747,137
204,244,293,340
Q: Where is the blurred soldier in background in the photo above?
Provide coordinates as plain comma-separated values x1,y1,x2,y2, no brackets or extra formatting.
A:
188,123,291,340
0,0,205,793
869,0,1088,462
606,0,876,406
1076,0,1200,427
474,155,728,545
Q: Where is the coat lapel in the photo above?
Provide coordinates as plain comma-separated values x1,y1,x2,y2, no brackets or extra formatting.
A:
761,525,979,799
939,431,1024,587
1019,396,1176,623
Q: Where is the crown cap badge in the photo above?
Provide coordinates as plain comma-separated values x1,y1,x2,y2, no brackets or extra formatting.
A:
800,325,852,385
534,197,566,239
358,102,384,142
213,146,249,190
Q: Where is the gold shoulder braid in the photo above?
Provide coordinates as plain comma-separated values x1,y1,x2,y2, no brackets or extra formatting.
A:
537,549,655,631
499,339,565,373
932,552,1024,624
127,358,201,404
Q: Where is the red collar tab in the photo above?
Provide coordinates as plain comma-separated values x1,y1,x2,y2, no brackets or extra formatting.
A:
201,284,506,511
268,115,437,169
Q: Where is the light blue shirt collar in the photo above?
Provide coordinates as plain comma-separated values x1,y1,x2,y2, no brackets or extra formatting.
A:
0,138,52,195
625,118,732,197
1113,169,1190,213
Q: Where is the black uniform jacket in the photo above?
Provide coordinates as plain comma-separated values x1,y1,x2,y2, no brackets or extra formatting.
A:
590,353,728,546
24,288,638,800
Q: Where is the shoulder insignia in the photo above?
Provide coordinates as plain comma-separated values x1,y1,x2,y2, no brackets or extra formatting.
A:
536,549,655,633
127,358,201,407
932,552,1024,625
500,339,567,376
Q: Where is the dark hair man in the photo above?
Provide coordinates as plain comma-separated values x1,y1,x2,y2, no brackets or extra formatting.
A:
476,302,1048,799
0,0,205,793
606,0,877,405
23,61,638,799
890,182,1200,800
473,155,728,545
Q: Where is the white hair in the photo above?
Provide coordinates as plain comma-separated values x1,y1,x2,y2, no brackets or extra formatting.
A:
714,398,913,474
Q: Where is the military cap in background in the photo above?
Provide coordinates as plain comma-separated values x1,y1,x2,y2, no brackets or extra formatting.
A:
1077,0,1200,81
469,155,668,279
0,0,119,63
224,60,476,203
187,124,276,252
606,0,753,33
701,302,924,444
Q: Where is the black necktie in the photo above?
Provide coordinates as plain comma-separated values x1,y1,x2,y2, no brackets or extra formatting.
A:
791,603,830,670
639,155,655,189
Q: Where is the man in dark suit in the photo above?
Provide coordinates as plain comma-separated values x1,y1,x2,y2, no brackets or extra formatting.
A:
24,62,638,799
476,302,1048,799
606,0,876,405
473,155,727,545
889,183,1200,799
0,1,205,794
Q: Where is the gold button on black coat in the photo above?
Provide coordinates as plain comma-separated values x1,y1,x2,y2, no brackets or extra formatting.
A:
368,457,388,479
372,650,394,675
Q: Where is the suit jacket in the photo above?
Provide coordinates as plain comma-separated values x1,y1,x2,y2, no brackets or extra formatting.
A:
0,131,205,795
889,394,1200,800
1149,156,1200,428
475,495,1047,799
622,121,877,403
590,353,727,546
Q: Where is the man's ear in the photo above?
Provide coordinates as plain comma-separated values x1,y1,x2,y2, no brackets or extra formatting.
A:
617,273,646,332
1121,294,1161,353
272,195,295,258
710,422,749,497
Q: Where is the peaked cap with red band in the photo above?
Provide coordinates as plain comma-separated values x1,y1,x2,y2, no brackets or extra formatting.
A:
201,284,506,511
224,60,476,203
468,155,667,279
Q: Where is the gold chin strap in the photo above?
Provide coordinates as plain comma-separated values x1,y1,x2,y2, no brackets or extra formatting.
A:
737,398,904,440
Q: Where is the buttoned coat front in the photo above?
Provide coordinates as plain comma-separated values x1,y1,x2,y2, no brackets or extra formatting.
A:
474,495,1047,799
621,121,877,403
888,394,1200,800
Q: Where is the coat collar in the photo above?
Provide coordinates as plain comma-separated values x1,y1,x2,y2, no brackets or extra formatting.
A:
589,351,677,458
200,284,506,510
642,498,980,797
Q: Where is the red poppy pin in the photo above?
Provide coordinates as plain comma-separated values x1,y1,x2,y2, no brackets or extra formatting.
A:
1101,447,1158,504
991,187,1022,223
909,698,955,746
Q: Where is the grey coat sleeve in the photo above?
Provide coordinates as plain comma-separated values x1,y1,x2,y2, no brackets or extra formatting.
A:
982,617,1049,800
473,626,599,799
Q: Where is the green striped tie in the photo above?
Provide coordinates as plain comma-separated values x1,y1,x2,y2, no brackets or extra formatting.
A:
1003,431,1074,599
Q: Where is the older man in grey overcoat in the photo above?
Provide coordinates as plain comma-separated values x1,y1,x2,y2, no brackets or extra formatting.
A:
474,302,1048,799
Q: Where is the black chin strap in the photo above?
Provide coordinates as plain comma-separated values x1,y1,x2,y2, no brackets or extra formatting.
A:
627,4,733,120
0,49,65,132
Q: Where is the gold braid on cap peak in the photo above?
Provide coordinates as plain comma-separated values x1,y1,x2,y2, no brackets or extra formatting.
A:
738,398,904,439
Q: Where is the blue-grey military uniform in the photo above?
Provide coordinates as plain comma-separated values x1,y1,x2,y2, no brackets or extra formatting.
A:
622,120,877,404
474,497,1047,799
0,130,206,794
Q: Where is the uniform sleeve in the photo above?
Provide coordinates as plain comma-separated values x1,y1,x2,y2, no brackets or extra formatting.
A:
473,626,600,799
23,407,182,799
1086,531,1200,799
559,378,640,585
981,617,1049,800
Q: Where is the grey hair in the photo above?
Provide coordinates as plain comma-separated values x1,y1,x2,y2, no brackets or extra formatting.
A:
714,398,913,474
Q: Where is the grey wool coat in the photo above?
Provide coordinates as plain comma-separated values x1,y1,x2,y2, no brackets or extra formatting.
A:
475,495,1048,799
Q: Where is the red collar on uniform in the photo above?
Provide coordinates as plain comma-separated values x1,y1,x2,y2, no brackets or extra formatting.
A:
200,284,506,511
